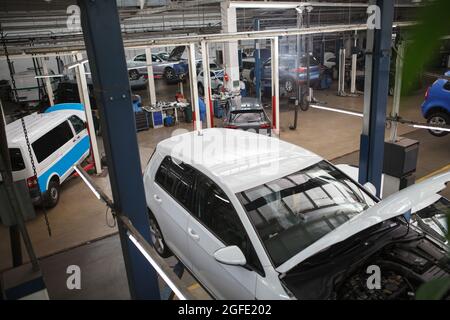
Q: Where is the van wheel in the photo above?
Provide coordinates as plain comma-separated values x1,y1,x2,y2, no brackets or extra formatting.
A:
45,180,60,208
148,210,172,258
427,111,449,137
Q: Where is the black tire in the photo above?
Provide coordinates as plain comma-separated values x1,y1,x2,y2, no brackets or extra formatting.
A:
427,111,449,137
300,101,310,111
129,69,140,81
45,179,60,208
164,67,176,83
198,83,204,96
148,210,172,258
284,78,295,93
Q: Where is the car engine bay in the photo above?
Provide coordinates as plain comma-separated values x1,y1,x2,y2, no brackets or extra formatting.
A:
281,221,450,300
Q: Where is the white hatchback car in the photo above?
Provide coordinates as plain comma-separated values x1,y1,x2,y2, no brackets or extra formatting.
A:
143,129,450,300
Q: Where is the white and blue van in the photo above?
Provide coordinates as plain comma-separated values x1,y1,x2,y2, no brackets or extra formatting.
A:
6,103,91,207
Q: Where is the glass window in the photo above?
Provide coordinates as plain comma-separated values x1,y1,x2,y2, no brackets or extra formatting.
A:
155,157,177,194
155,156,195,213
195,173,263,273
9,148,25,171
135,54,146,62
236,161,376,267
68,115,85,134
230,110,266,124
32,121,74,163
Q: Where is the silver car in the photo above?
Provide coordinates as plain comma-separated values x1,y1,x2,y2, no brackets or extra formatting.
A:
127,46,187,84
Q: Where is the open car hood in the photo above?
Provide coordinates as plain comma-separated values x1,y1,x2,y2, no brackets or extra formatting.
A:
168,46,186,61
276,171,450,274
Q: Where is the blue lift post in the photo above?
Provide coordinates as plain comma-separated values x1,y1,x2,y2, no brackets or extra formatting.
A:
78,0,160,299
254,19,261,101
358,0,395,196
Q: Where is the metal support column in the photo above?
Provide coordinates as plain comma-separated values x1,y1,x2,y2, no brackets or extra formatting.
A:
389,41,405,142
201,41,213,128
145,47,156,106
41,58,54,106
76,52,102,175
338,48,346,96
221,1,240,91
350,31,358,94
78,0,160,300
187,43,201,132
358,0,395,196
73,54,86,106
271,37,280,135
254,19,261,101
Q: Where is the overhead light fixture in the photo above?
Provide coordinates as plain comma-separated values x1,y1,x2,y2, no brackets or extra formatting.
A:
127,232,187,300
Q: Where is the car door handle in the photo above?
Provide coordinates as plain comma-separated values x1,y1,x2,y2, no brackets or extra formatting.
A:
188,228,200,241
153,194,162,203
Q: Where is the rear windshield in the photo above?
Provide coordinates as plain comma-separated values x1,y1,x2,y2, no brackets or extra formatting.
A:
230,110,266,124
9,148,26,171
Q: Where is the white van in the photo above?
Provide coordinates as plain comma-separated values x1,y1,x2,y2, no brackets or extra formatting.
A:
6,103,90,207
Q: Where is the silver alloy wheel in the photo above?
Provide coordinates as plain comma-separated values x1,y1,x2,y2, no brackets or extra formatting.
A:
149,218,165,254
285,79,294,93
50,186,58,200
165,68,175,79
429,115,447,134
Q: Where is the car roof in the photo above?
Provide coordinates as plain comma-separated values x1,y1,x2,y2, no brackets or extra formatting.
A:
156,128,323,192
6,111,79,145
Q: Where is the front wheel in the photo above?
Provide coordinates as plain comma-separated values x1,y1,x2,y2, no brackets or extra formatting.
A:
284,78,295,93
164,67,176,83
427,112,449,137
148,210,172,258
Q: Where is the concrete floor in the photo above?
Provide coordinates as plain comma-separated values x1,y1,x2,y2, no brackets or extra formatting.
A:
1,78,449,299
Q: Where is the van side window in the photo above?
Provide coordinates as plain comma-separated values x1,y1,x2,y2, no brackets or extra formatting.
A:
195,173,264,274
69,115,85,134
155,156,195,213
32,121,74,163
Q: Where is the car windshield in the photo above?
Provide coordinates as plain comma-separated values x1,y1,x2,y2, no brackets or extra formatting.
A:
236,161,376,267
230,110,265,123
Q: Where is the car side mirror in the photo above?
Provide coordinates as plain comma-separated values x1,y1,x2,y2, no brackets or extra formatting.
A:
213,246,246,266
363,182,377,196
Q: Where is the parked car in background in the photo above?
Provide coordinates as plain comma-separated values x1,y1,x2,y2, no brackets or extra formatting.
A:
261,54,322,95
421,71,450,137
6,103,90,207
143,128,450,300
127,46,188,84
196,60,220,75
197,68,224,95
223,97,271,136
241,57,255,83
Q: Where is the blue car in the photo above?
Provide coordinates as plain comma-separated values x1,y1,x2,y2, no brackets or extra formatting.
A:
421,71,450,137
